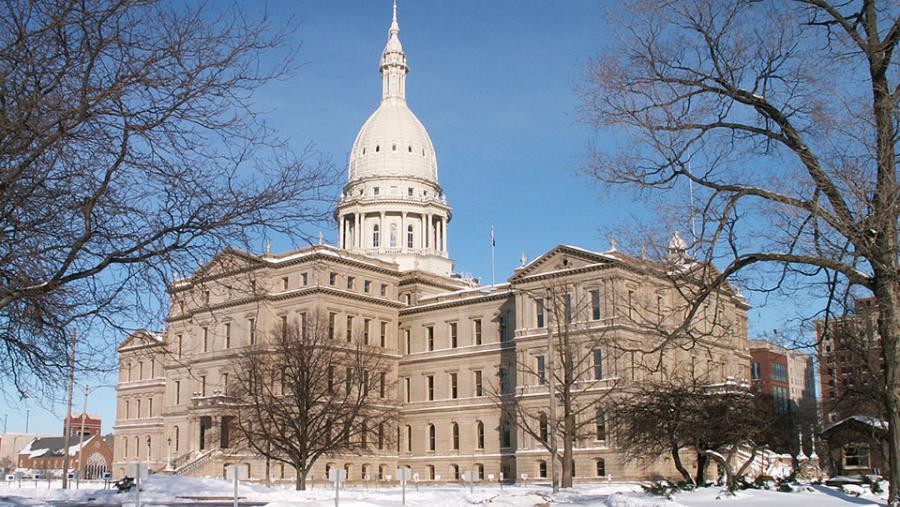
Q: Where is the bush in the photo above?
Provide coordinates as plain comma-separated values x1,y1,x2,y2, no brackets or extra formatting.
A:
870,481,883,494
777,483,794,493
642,481,675,497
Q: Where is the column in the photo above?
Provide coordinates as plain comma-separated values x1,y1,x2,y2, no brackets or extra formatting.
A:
426,213,432,250
355,213,362,248
338,215,345,249
401,212,407,251
441,217,447,253
421,214,426,249
379,212,384,250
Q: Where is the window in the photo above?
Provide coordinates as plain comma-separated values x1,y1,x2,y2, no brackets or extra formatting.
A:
381,283,388,297
449,372,458,399
328,313,336,339
844,445,870,468
499,314,507,341
404,377,411,402
539,460,547,478
427,326,434,351
404,329,411,354
282,277,289,291
452,423,460,450
407,225,414,248
596,409,607,441
373,224,380,247
125,401,130,419
536,355,546,385
280,315,287,339
328,366,335,393
345,367,353,394
364,280,371,293
248,319,256,345
346,316,353,342
390,223,397,247
347,276,354,289
773,386,789,413
474,319,482,345
452,464,460,480
450,323,458,348
428,424,436,451
476,421,485,449
364,319,371,344
175,381,181,405
772,363,788,382
204,290,210,304
177,335,183,357
596,459,607,477
329,272,337,286
200,375,207,397
627,290,635,319
380,321,387,347
407,186,413,195
477,463,484,480
427,375,434,400
594,350,603,380
378,423,385,450
202,327,209,352
591,289,601,320
380,372,386,398
405,425,412,452
536,298,545,327
564,293,573,322
221,373,228,396
539,413,548,443
174,426,180,452
501,419,511,448
374,186,380,195
224,323,231,349
751,362,761,380
474,370,483,397
302,272,308,286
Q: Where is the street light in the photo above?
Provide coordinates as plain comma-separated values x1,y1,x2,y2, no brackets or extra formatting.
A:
166,438,172,471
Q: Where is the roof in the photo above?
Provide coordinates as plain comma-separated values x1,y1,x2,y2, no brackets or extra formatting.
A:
823,415,888,434
18,435,96,458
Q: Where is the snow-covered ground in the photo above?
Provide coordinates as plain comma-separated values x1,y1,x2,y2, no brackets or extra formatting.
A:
0,476,888,506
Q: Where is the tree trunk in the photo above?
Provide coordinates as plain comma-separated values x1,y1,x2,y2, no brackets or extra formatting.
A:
703,451,734,492
671,443,693,485
295,464,307,491
695,452,708,485
561,413,575,488
874,278,900,506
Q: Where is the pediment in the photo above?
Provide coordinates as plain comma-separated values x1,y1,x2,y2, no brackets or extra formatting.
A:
509,245,616,282
190,248,264,280
116,329,164,352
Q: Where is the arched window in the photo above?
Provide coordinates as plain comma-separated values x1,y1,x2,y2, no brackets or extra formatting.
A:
451,464,460,480
390,223,397,247
476,421,485,449
407,225,414,248
501,418,511,448
596,458,606,477
477,463,484,480
362,464,369,480
539,460,547,478
428,424,436,451
324,463,332,480
596,409,607,441
378,423,385,450
539,413,548,443
427,464,435,480
344,463,351,480
373,224,380,248
133,436,139,457
378,464,386,480
451,422,460,450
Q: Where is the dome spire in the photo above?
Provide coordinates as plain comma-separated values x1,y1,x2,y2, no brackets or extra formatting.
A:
381,0,408,101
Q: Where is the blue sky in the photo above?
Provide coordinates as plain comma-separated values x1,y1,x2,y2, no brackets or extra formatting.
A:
1,1,798,435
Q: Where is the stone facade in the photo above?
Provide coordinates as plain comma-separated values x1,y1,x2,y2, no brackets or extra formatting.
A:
111,3,753,484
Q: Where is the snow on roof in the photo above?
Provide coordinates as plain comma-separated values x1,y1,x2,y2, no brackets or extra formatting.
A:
824,415,888,433
19,435,96,458
417,283,511,302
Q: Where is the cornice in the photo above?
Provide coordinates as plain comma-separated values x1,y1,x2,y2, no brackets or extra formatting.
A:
400,290,512,316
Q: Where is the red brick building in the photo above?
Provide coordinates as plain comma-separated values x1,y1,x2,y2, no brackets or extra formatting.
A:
65,413,102,439
17,434,114,479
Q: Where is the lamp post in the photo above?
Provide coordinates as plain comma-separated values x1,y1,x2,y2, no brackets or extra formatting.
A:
166,438,172,471
146,437,151,473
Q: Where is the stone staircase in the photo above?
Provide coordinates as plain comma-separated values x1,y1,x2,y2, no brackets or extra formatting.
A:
174,449,219,476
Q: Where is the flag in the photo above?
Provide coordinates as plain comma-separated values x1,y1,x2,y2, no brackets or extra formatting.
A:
491,225,496,247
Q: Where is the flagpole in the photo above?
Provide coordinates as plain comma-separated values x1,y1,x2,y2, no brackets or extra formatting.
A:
490,225,496,288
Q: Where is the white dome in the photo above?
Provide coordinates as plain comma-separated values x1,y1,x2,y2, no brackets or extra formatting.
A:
348,100,438,183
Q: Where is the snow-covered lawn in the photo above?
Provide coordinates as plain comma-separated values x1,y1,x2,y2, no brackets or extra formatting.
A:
0,476,888,506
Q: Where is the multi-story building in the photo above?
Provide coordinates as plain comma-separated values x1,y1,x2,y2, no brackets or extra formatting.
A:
749,340,816,448
112,4,752,484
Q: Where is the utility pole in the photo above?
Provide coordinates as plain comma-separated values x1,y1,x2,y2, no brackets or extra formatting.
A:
24,410,29,433
546,311,559,493
61,331,77,489
75,385,89,488
3,413,6,433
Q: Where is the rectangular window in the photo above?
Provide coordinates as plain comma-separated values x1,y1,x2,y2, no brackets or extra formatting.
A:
248,318,256,345
347,276,354,290
282,277,289,291
404,377,411,402
329,313,336,339
328,366,335,393
499,315,507,341
364,280,371,293
450,322,458,348
474,370,483,397
302,272,308,286
380,284,387,297
380,372,386,398
564,293,573,322
536,298,545,328
200,375,206,397
281,315,288,340
380,321,387,347
405,329,411,354
175,380,181,405
329,272,337,286
176,334,183,358
594,350,603,380
427,375,434,400
450,372,458,399
751,362,761,380
222,372,228,396
224,323,231,349
427,326,434,351
772,363,788,383
844,445,871,468
374,187,380,196
202,327,209,352
408,187,413,197
148,398,152,417
537,355,546,385
346,316,354,342
345,367,352,394
474,319,482,345
627,290,635,319
591,289,601,320
364,319,371,345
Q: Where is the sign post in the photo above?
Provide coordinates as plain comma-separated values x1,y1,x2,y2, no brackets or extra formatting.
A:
33,473,40,488
103,471,112,490
128,463,149,507
226,465,248,507
395,468,411,506
327,468,346,507
463,471,475,494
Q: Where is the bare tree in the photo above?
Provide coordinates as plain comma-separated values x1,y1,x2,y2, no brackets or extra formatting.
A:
0,0,336,397
491,281,620,489
579,0,899,501
228,313,397,490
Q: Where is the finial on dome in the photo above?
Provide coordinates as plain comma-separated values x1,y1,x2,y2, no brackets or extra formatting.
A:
391,0,398,33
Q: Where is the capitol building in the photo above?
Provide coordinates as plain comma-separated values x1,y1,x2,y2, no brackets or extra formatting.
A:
112,4,752,484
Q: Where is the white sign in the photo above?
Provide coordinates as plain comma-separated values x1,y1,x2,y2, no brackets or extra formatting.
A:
225,465,248,481
127,463,149,479
520,473,528,480
385,474,392,481
328,469,347,482
395,468,412,481
363,474,371,481
462,470,476,482
412,472,420,482
4,475,13,482
66,472,75,480
32,474,41,480
434,474,441,481
488,473,495,481
102,472,112,480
